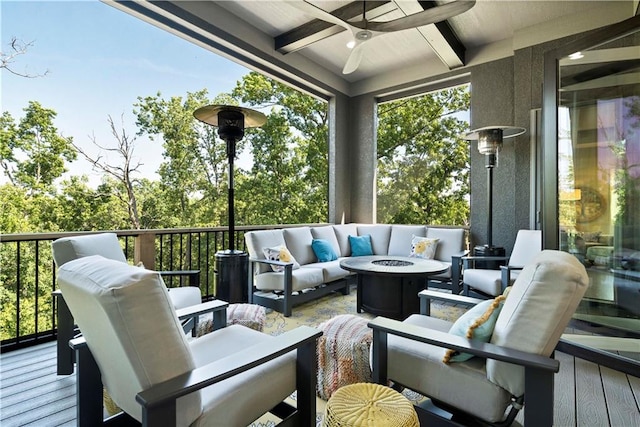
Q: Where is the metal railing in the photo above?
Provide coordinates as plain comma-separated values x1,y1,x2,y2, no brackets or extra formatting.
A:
0,224,319,352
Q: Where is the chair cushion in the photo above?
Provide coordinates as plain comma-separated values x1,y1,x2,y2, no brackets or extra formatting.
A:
283,227,316,265
385,314,512,423
357,225,391,255
245,230,286,274
57,255,202,425
168,286,203,310
349,234,374,257
189,325,296,427
426,228,465,262
463,269,503,296
443,295,505,363
254,267,325,292
52,233,127,267
311,239,339,262
409,235,439,260
487,250,589,396
387,225,427,256
311,226,341,257
302,260,350,283
333,224,359,257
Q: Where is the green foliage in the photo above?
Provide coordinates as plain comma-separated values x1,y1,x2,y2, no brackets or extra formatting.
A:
377,86,470,225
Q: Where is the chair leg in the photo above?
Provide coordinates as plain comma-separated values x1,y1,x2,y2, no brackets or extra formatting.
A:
56,293,75,375
523,367,554,426
371,329,388,385
74,343,104,427
296,339,317,426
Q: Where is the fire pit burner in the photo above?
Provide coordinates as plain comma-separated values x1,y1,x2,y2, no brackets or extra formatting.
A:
372,259,414,267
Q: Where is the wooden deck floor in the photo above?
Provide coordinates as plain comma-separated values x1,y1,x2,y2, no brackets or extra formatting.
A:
2,339,639,426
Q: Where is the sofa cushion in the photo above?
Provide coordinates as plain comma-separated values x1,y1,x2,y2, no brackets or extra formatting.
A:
52,233,127,267
426,228,465,262
486,250,588,396
349,235,374,257
333,224,359,257
245,230,286,274
283,227,315,265
388,225,427,256
311,239,339,262
409,236,439,259
262,246,300,272
254,268,325,292
357,225,392,255
311,226,341,256
302,260,350,283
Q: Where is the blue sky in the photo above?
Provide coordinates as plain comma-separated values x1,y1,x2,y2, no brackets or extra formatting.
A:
1,0,250,185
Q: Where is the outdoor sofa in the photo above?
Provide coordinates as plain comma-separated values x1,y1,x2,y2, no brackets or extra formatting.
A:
245,224,467,316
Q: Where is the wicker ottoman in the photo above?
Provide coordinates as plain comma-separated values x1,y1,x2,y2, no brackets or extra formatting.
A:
317,314,373,400
322,383,419,427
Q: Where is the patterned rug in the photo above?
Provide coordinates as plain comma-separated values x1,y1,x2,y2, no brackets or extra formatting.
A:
247,285,468,426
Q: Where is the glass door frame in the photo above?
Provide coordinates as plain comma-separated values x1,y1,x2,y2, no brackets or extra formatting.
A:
541,14,640,377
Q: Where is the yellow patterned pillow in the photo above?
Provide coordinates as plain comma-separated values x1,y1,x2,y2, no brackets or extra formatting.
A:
262,245,300,272
409,235,439,259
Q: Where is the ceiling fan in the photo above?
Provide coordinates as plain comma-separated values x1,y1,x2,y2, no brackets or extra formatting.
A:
292,0,476,74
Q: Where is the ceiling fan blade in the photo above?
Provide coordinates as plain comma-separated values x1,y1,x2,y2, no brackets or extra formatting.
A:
290,0,355,33
343,41,366,74
365,0,476,32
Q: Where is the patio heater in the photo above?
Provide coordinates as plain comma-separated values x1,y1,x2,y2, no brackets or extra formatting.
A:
464,126,526,261
193,105,266,303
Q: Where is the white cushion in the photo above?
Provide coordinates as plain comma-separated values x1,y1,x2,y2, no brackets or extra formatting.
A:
283,227,315,265
311,226,341,257
57,255,202,425
385,314,512,423
462,269,504,296
487,250,589,396
426,228,465,262
333,224,359,257
189,325,296,427
168,286,203,310
245,230,286,274
357,225,392,255
302,260,350,283
52,233,127,267
254,268,324,292
387,225,427,256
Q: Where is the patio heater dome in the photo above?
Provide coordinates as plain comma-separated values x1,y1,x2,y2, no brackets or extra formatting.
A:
464,125,525,258
193,104,266,303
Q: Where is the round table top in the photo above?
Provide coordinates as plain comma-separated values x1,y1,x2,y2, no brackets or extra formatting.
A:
339,255,447,276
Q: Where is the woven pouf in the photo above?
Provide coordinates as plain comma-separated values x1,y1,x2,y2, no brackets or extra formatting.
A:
317,314,373,400
323,383,419,427
227,303,266,332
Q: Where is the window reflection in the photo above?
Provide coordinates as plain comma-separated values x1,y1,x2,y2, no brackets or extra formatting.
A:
558,37,639,342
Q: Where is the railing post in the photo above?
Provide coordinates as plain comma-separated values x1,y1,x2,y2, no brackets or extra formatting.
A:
135,233,156,270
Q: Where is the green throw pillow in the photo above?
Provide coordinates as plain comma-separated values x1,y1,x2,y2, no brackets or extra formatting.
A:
443,295,506,363
311,239,338,262
349,234,373,257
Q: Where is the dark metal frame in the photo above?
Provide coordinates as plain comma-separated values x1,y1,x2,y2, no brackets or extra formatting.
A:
70,325,321,427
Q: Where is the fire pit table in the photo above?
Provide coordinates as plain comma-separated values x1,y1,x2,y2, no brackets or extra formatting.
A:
340,255,447,320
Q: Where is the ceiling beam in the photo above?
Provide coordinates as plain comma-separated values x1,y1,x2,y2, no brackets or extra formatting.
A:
412,1,466,69
275,1,394,54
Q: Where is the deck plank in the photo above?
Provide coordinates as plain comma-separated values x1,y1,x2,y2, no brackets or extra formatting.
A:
600,366,640,426
575,358,610,426
554,351,577,427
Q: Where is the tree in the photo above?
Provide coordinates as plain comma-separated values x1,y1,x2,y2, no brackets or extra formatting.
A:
72,114,143,229
377,86,470,225
1,37,48,78
232,72,329,222
1,101,76,194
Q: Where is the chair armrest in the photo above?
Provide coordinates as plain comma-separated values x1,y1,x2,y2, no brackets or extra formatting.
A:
135,326,322,416
368,316,558,372
419,289,483,311
249,258,295,269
